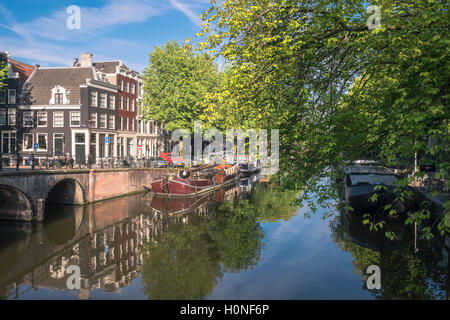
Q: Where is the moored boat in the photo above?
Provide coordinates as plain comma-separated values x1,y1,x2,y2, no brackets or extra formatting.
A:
344,165,414,215
239,160,262,176
150,164,241,196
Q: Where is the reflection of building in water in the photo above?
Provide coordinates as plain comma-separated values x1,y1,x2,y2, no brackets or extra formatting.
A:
67,212,180,298
239,173,262,195
3,204,211,299
1,182,248,300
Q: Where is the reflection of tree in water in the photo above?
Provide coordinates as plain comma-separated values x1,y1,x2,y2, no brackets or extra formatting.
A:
330,211,448,300
141,216,223,300
249,182,300,222
141,200,264,299
141,182,299,300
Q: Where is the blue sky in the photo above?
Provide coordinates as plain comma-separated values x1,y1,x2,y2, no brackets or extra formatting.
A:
0,0,212,72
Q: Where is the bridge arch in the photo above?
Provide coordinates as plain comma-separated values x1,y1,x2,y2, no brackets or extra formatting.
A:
46,178,86,206
0,184,33,221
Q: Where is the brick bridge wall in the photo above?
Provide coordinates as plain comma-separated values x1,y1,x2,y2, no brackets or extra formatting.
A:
0,168,178,222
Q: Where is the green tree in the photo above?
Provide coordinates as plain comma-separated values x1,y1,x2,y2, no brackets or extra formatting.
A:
0,63,8,89
198,0,449,234
142,40,222,132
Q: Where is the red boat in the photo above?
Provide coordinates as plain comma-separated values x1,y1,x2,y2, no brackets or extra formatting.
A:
150,164,241,196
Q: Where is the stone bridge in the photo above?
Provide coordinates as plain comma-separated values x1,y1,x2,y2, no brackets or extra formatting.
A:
0,168,178,222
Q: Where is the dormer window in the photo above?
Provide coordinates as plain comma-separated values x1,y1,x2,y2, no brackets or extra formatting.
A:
50,86,70,105
96,71,109,83
55,93,63,104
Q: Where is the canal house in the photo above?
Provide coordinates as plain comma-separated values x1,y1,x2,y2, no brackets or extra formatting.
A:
75,58,140,158
18,53,119,164
74,57,167,158
0,52,36,160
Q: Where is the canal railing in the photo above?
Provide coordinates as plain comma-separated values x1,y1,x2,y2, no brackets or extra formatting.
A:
0,153,167,171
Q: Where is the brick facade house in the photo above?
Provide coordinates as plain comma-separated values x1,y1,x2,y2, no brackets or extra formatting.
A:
1,51,167,166
19,53,118,164
0,52,36,160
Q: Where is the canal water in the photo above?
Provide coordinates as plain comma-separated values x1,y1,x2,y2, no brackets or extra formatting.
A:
0,174,448,300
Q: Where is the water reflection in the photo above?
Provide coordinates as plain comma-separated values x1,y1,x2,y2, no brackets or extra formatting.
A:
0,175,448,300
331,208,449,299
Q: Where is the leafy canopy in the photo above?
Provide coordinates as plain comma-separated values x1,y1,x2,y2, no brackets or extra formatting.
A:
197,0,449,235
142,40,222,132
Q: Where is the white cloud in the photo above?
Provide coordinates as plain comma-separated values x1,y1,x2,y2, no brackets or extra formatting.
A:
168,0,203,26
6,0,169,41
0,0,210,68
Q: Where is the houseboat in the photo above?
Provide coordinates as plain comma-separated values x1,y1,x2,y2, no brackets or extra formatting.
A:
151,164,241,197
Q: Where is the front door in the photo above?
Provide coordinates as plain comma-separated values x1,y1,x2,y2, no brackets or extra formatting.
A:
90,133,96,164
75,133,86,165
54,134,64,156
75,145,85,165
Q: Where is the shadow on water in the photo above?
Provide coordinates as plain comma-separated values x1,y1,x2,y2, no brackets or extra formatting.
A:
44,205,84,245
0,223,33,275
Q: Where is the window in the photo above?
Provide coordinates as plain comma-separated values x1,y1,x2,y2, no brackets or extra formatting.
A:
2,132,16,154
99,93,107,108
37,111,48,127
75,133,85,143
130,118,134,131
8,90,16,104
90,113,97,128
53,111,64,127
0,91,5,104
108,115,115,129
55,93,63,104
99,134,106,158
124,97,128,110
54,134,64,156
23,111,34,127
108,95,115,109
119,96,123,109
23,133,33,151
118,80,123,91
108,135,114,156
8,109,16,125
99,114,107,129
0,109,5,125
70,111,80,127
130,83,135,94
124,82,129,92
90,91,98,107
118,116,122,130
124,117,128,131
50,86,69,104
37,133,47,150
130,99,135,112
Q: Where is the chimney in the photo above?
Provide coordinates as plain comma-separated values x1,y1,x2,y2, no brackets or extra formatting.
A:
80,53,93,67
